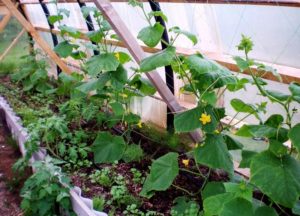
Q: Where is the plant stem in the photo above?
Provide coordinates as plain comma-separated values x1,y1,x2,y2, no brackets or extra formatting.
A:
171,184,195,196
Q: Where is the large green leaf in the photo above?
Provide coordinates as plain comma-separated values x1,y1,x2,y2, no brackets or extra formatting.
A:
231,98,256,114
137,23,164,47
92,132,126,163
266,90,290,102
59,25,81,38
139,46,176,72
289,82,300,102
86,54,120,76
233,56,250,71
174,105,218,133
203,193,236,216
185,54,219,74
54,41,78,58
250,150,300,208
76,73,110,93
194,134,233,176
254,206,278,216
86,30,104,43
220,197,253,216
129,75,156,96
140,152,178,198
174,106,202,132
202,182,225,200
289,123,300,153
239,150,257,168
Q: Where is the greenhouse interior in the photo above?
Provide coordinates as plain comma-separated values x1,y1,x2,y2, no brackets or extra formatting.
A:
0,0,300,215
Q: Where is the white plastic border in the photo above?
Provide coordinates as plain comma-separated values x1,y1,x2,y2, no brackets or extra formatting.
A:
0,95,107,216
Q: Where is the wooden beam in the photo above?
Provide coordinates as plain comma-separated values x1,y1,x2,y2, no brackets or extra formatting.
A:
93,0,201,142
1,0,72,74
0,5,10,15
34,25,300,84
18,0,300,7
0,12,11,32
0,28,25,61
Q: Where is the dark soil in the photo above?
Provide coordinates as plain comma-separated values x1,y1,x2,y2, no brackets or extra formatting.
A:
0,113,30,216
71,130,229,215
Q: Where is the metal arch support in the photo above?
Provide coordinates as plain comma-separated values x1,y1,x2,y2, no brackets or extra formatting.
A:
148,0,175,132
77,0,99,55
39,0,62,74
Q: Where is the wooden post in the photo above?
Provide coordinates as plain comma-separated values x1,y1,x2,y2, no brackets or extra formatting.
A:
93,0,201,142
1,0,72,74
0,13,11,32
0,28,26,62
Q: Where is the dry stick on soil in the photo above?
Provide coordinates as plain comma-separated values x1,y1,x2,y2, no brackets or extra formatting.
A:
1,0,72,75
93,0,201,143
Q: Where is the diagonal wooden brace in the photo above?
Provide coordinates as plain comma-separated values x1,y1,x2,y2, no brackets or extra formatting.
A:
93,0,201,143
1,0,72,74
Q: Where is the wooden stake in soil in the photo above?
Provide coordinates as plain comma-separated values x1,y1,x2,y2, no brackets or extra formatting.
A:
93,0,201,142
1,0,72,74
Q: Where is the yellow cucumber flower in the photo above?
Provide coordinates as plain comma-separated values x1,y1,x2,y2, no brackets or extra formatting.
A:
199,113,211,125
114,52,120,60
137,120,143,128
182,159,189,167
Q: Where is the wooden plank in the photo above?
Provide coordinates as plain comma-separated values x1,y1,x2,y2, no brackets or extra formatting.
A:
0,5,10,14
18,0,300,7
34,25,300,84
0,13,10,32
1,0,72,74
92,0,202,142
0,28,25,61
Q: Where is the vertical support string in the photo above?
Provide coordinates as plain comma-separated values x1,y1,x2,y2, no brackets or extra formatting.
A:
148,0,175,132
77,0,99,55
39,0,61,74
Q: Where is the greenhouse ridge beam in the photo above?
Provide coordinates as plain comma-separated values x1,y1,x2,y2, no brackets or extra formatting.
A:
1,0,72,74
93,0,202,143
34,25,300,84
18,0,300,8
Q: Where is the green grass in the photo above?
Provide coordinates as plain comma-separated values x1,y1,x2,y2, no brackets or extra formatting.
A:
0,17,30,74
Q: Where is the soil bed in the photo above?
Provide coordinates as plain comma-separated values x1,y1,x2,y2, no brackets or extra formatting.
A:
0,112,30,216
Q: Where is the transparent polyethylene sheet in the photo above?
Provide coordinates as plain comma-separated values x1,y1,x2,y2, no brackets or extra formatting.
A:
22,2,300,127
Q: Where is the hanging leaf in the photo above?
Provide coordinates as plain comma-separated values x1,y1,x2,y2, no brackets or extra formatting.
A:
86,54,120,76
230,98,257,114
48,15,63,25
54,41,79,58
289,123,300,153
185,54,219,74
140,152,179,198
289,82,300,103
194,134,233,176
201,91,217,106
268,139,288,157
227,77,250,92
250,150,300,208
81,6,98,19
92,132,126,163
110,102,125,116
114,52,132,64
264,114,284,128
203,193,236,216
139,46,176,72
137,23,164,47
59,25,81,38
169,26,198,45
233,56,250,72
266,90,290,101
76,73,110,93
129,75,156,96
86,30,104,43
148,11,168,22
174,106,202,132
